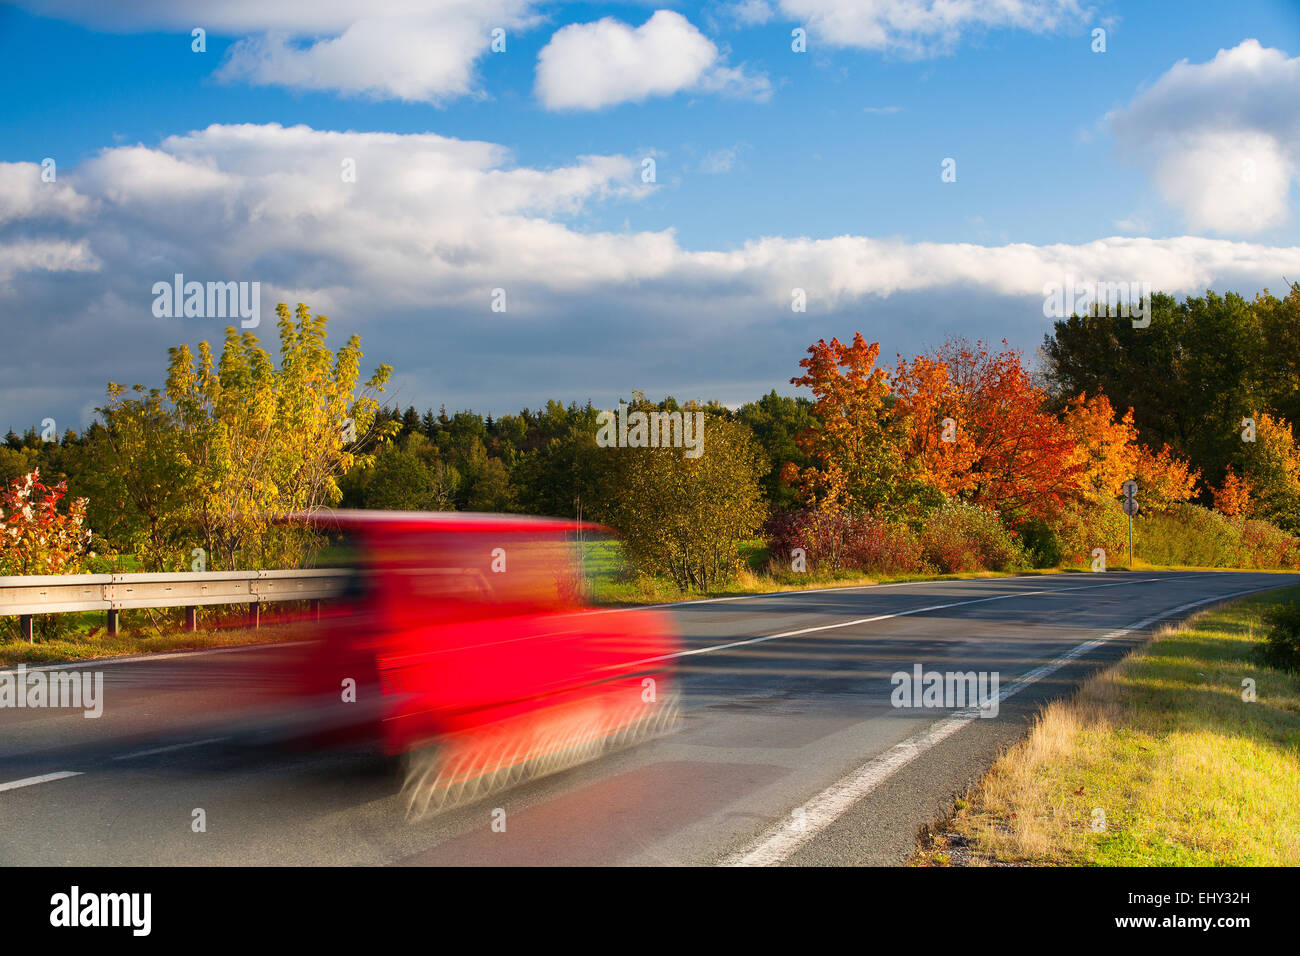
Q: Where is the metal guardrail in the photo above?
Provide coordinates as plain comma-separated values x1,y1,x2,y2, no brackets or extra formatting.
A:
0,569,350,641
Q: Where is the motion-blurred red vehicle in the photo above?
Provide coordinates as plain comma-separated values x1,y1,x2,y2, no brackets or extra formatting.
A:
292,510,680,811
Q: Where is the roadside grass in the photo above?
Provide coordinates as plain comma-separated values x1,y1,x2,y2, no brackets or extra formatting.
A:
583,537,1080,606
914,587,1300,866
0,614,316,667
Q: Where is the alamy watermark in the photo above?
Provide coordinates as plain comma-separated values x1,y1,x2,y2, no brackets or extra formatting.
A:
152,273,260,328
595,402,706,458
1042,277,1152,327
0,665,103,718
890,663,1000,717
50,886,150,936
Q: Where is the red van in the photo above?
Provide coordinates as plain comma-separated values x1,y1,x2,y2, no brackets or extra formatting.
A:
293,510,681,813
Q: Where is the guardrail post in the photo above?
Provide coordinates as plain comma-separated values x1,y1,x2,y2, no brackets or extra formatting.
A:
312,599,321,621
106,609,119,637
185,606,197,632
249,601,260,629
20,614,33,643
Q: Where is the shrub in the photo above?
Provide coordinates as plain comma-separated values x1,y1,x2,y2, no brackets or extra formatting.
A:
0,469,91,575
920,502,1025,573
1015,516,1063,568
843,517,925,575
1136,504,1300,569
765,508,923,576
1260,602,1300,673
1045,492,1130,567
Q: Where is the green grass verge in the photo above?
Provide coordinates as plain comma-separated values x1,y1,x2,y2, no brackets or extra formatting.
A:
915,587,1300,866
0,616,315,667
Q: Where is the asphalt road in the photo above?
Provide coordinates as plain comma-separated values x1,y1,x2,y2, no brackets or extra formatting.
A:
1,570,1293,866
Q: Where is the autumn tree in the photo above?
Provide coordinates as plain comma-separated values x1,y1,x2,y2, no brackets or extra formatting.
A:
1237,412,1300,532
91,304,395,570
1213,466,1252,518
1132,442,1201,513
893,339,1080,522
784,334,917,516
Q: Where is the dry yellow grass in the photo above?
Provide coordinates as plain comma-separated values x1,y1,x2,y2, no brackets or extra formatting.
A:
918,590,1300,866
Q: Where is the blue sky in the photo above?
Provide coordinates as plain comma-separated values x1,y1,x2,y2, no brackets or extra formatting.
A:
2,0,1300,431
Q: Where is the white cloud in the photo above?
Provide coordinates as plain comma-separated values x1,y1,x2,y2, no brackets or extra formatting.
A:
0,239,99,282
1108,40,1300,236
12,0,539,103
774,0,1087,56
535,10,770,110
728,1,776,26
0,163,93,224
700,147,741,174
3,123,1298,430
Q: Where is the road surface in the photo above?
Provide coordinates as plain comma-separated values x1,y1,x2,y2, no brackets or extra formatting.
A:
1,570,1291,866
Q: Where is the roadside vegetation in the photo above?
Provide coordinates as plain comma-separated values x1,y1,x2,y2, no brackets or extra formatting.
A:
6,285,1300,654
914,587,1300,866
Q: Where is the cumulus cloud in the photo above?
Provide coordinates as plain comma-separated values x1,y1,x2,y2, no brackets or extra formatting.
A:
700,146,742,174
2,123,1297,432
12,0,539,103
774,0,1086,56
1108,39,1300,235
0,163,93,224
727,1,776,27
535,10,770,110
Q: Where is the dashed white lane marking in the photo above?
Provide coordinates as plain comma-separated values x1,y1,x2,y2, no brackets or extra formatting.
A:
720,582,1282,866
111,737,229,761
632,577,1163,666
0,771,83,792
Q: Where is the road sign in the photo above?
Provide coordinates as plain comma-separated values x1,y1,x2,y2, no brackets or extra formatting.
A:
1120,481,1139,569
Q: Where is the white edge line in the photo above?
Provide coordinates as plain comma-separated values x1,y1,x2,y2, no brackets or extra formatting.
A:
720,581,1284,867
3,640,305,675
0,771,83,793
618,568,1253,612
625,577,1166,667
110,736,230,761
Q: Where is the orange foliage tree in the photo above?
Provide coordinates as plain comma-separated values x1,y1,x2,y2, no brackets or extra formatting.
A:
1061,392,1136,496
1213,465,1252,517
782,334,915,515
892,339,1080,522
1132,442,1201,513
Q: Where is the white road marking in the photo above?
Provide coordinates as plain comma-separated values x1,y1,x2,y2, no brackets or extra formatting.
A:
5,641,304,674
623,569,1223,611
0,771,83,792
720,582,1283,866
111,737,229,760
631,577,1163,666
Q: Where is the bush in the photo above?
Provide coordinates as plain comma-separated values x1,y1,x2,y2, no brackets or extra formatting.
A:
919,502,1026,573
1015,517,1063,568
1260,602,1300,673
604,415,768,592
1043,492,1130,567
765,508,924,576
1136,504,1300,569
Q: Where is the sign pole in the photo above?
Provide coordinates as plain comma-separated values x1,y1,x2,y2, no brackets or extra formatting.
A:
1121,479,1138,571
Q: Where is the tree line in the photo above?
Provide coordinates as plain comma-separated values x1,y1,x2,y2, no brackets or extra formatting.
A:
5,285,1300,590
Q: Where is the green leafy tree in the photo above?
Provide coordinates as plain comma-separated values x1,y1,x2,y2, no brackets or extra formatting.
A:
736,390,817,511
91,304,394,570
599,410,767,591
